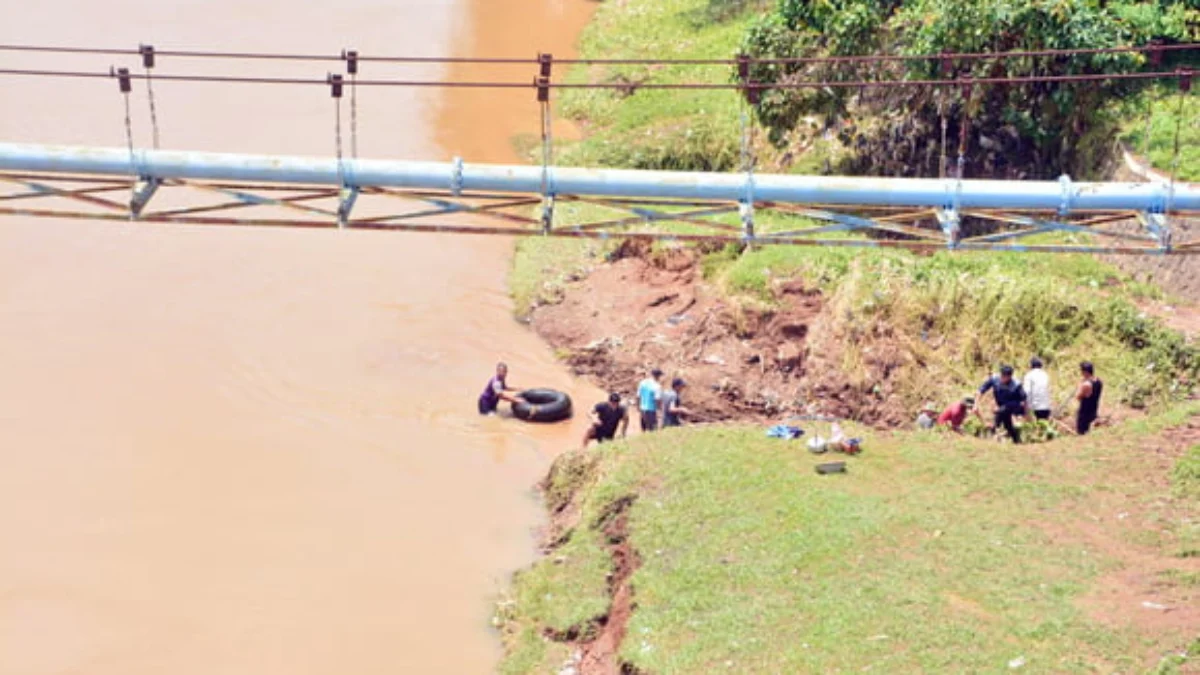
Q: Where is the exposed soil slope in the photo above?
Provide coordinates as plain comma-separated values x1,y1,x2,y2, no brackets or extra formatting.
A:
531,240,923,427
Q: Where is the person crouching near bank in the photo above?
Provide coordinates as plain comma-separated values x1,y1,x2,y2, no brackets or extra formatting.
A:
583,392,629,450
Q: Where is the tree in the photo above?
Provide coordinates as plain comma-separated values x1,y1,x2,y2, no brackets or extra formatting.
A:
740,0,1200,178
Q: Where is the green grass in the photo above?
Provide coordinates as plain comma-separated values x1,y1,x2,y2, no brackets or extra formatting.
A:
499,405,1200,673
1118,83,1200,181
554,0,763,172
1173,444,1200,500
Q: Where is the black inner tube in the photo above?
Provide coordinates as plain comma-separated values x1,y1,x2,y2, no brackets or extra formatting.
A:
512,388,572,423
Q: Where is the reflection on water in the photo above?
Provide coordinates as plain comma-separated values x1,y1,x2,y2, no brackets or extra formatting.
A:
0,0,598,672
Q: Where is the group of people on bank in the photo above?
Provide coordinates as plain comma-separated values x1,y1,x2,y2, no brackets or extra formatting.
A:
476,362,693,450
581,368,692,449
483,356,1106,450
918,358,1104,442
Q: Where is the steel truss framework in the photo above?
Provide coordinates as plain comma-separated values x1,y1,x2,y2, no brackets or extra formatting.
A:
0,170,1194,255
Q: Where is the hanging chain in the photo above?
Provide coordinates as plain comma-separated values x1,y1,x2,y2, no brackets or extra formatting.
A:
938,93,948,179
139,46,160,149
539,98,552,197
327,73,346,189
145,71,161,149
1165,79,1187,218
335,97,345,188
113,68,137,176
536,56,555,234
350,73,358,159
123,92,136,170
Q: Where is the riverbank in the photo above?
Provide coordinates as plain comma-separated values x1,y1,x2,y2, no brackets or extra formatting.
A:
498,405,1200,673
496,0,1200,671
508,0,1199,429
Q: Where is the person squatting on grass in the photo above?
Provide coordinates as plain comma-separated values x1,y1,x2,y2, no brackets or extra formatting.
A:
937,396,981,432
1075,361,1104,435
637,368,664,432
583,392,629,449
1022,357,1053,420
980,365,1028,443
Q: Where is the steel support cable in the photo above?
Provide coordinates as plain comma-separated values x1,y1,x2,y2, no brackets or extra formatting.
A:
141,46,161,149
0,67,1192,89
0,41,1196,66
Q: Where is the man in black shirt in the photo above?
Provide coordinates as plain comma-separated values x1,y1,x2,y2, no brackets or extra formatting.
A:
582,392,629,450
1075,361,1103,435
980,365,1028,443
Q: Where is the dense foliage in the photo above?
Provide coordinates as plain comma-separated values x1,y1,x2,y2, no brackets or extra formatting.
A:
740,0,1200,178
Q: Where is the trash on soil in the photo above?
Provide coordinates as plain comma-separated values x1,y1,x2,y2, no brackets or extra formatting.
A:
1008,656,1026,669
767,424,804,439
815,462,846,475
1141,601,1172,611
807,435,829,453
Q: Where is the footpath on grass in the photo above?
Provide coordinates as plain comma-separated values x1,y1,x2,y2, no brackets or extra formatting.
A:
496,407,1200,673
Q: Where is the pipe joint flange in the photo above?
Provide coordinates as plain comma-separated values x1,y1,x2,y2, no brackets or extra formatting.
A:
450,156,464,197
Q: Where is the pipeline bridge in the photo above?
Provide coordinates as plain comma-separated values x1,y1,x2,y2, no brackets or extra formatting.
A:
1,43,1198,254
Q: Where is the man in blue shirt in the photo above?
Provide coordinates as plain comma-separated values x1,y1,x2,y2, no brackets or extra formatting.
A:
637,368,664,432
980,365,1028,443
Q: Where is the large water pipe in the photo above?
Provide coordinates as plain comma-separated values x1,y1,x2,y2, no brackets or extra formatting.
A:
1,142,1197,212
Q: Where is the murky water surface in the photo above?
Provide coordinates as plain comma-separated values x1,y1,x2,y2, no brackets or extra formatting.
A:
0,0,598,672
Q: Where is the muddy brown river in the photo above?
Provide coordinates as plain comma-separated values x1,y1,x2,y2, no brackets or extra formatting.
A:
0,0,600,672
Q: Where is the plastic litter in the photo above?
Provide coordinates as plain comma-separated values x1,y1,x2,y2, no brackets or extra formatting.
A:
767,424,804,439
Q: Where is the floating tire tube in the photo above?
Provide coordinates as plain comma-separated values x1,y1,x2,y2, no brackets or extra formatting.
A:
512,388,573,423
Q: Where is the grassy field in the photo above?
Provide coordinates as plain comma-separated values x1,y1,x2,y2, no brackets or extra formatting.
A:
497,405,1200,673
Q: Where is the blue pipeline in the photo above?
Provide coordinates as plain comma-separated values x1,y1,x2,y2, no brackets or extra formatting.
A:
0,142,1197,212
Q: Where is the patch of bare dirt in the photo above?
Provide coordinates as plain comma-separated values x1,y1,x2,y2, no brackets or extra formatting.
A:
529,240,913,426
540,493,643,675
1037,417,1200,659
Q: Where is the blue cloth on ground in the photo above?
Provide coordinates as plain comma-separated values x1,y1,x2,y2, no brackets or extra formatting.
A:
766,425,804,439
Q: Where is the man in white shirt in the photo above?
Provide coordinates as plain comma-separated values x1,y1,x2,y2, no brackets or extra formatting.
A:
1022,357,1052,420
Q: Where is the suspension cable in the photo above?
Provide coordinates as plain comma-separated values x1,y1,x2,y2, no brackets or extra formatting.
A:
0,67,1190,90
0,41,1194,67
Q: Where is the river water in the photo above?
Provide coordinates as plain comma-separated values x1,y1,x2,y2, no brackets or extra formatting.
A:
0,0,599,672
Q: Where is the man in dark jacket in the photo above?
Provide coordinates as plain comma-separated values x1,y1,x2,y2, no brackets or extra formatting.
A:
979,365,1028,443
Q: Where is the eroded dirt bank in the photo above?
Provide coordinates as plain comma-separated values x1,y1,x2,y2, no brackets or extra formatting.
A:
529,239,913,428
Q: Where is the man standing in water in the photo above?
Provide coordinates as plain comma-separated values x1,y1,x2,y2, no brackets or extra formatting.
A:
1075,361,1103,435
478,362,524,415
582,392,629,449
979,365,1027,443
637,368,664,432
1022,357,1053,420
